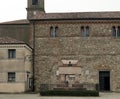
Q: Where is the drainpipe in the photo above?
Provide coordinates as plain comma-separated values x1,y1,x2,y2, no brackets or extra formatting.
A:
32,21,35,92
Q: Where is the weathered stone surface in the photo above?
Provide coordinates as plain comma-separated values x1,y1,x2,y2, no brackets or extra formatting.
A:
34,21,120,91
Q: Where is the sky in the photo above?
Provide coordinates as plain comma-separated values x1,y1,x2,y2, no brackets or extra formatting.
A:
0,0,120,22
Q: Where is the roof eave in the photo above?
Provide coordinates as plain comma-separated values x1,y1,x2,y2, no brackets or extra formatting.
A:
29,18,120,21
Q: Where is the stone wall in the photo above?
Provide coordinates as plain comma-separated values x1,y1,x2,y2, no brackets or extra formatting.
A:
34,20,120,91
35,21,118,37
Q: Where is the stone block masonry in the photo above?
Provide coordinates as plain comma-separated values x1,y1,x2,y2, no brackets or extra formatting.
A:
34,21,120,91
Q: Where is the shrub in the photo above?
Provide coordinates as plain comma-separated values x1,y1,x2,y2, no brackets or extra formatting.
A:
40,90,99,96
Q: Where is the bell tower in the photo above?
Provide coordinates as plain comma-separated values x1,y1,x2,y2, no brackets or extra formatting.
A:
27,0,45,19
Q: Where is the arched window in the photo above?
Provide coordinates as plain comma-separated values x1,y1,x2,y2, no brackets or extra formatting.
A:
81,26,84,37
86,26,89,37
117,26,120,37
55,26,58,37
112,26,116,37
50,26,58,37
32,0,38,5
81,26,90,37
50,26,54,37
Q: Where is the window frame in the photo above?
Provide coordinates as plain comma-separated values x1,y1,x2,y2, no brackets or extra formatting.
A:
50,26,58,37
112,26,120,37
81,26,90,37
8,49,16,59
81,26,85,37
86,26,89,37
8,72,16,82
112,26,116,37
32,0,38,5
117,26,120,37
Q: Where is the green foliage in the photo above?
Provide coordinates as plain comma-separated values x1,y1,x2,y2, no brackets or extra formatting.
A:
40,90,99,96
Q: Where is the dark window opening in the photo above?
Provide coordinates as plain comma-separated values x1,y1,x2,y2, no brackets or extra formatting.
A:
50,26,58,37
8,49,16,59
112,26,120,37
50,26,54,37
86,26,89,37
81,26,84,36
55,26,58,37
117,26,120,37
112,26,116,37
29,78,33,88
81,26,90,37
32,0,38,5
8,72,16,82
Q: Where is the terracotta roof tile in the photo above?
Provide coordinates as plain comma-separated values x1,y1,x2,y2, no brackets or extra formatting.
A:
30,11,120,20
0,19,30,25
0,37,25,44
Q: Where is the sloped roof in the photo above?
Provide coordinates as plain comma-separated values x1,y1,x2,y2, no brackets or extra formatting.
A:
0,19,30,25
0,37,25,44
1,12,120,23
30,11,120,20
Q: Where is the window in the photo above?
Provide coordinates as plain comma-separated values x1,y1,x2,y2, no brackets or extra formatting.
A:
50,26,54,37
112,26,120,37
81,26,84,36
8,72,16,82
55,26,58,36
112,26,116,37
81,26,90,37
86,26,89,37
29,78,33,88
50,26,58,37
8,49,16,59
32,0,38,5
118,26,120,37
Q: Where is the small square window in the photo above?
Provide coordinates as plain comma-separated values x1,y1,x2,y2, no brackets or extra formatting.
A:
8,72,16,82
8,49,16,59
32,0,38,5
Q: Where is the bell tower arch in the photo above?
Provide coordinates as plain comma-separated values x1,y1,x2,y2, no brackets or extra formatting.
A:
27,0,45,19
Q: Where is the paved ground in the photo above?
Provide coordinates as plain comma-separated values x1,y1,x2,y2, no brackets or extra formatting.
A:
0,93,120,99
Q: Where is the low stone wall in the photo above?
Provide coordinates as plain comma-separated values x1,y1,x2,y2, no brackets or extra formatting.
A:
40,83,98,91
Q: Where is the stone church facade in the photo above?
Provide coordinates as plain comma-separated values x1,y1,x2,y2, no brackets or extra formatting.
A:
1,0,120,92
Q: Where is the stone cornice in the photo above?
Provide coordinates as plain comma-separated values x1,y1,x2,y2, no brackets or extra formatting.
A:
0,44,32,52
33,19,120,24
